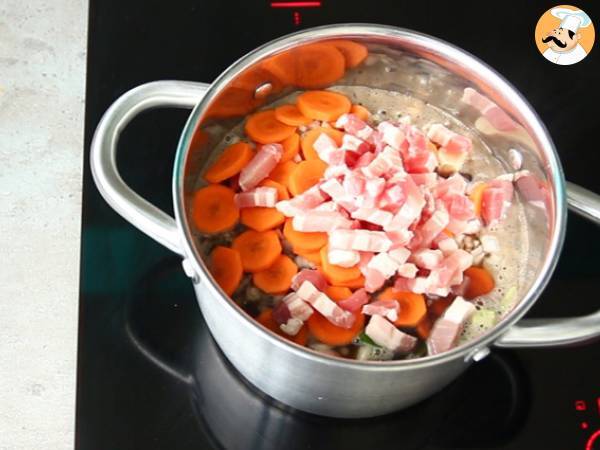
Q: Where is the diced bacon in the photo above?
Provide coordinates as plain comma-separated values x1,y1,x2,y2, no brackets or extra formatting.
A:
272,300,291,325
384,176,426,231
441,193,475,221
367,252,400,278
365,315,417,353
355,151,375,168
403,148,437,174
417,209,450,248
362,299,400,321
410,173,438,188
481,180,513,226
432,173,468,198
291,269,328,291
285,297,314,322
405,125,427,152
320,178,346,202
358,251,374,274
351,207,393,227
427,249,473,291
336,113,374,141
314,201,338,212
293,211,353,232
329,230,393,252
296,281,355,328
381,183,407,208
489,178,514,201
324,164,351,179
437,237,459,255
427,123,472,154
393,276,412,292
234,186,278,208
239,143,282,191
411,249,444,269
365,177,386,198
364,267,387,293
276,185,327,217
436,146,468,175
397,263,418,278
343,171,366,196
338,288,369,312
461,88,518,132
328,248,360,268
388,247,411,265
341,134,370,154
386,229,414,248
280,317,304,336
427,296,475,355
313,132,339,163
377,121,406,150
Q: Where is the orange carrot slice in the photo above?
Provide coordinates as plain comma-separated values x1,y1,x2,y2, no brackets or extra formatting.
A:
288,159,328,196
300,127,344,160
469,182,488,217
416,317,432,340
378,288,427,327
206,86,261,119
204,142,254,183
269,160,297,192
192,185,239,234
297,90,352,122
295,43,346,89
244,110,296,144
463,266,495,299
209,246,243,296
283,218,327,251
261,51,297,86
280,132,300,163
257,308,308,346
307,310,364,346
320,246,361,283
275,104,312,127
331,274,366,289
240,179,289,231
293,247,322,265
328,40,368,68
253,254,298,294
232,230,282,272
350,104,370,121
325,286,352,301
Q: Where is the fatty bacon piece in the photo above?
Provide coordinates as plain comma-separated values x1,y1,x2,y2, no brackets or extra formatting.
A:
291,269,328,292
329,229,393,253
365,315,417,353
362,299,400,322
384,176,426,232
276,185,326,217
338,288,370,312
292,211,353,232
427,296,475,355
481,179,514,226
239,143,282,191
234,187,278,208
336,113,375,141
461,87,518,132
296,281,355,328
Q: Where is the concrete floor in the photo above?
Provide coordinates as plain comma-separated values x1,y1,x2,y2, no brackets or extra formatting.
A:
0,1,87,448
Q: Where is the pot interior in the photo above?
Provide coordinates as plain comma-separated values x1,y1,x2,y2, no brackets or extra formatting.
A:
174,25,564,360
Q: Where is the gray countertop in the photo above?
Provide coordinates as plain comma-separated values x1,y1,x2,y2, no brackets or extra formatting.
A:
0,1,87,448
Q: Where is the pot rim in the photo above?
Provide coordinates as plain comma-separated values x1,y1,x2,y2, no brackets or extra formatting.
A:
172,23,567,369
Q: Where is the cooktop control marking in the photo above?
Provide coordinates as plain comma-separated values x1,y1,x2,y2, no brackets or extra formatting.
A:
586,429,600,450
270,1,321,26
578,400,589,411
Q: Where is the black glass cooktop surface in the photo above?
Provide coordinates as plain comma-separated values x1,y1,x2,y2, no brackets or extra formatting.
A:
77,1,600,449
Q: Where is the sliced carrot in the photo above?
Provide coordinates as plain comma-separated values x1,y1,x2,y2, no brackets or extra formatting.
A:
430,298,452,317
192,184,239,234
231,66,283,95
275,104,312,127
261,51,297,86
244,110,296,144
209,246,243,296
300,127,344,160
297,90,352,122
204,142,255,183
331,274,366,289
288,159,328,196
328,40,368,68
464,266,495,299
416,317,432,340
253,254,298,294
280,132,300,163
283,218,327,251
307,310,364,346
269,161,297,192
241,208,285,232
260,179,289,200
350,104,370,122
378,288,427,327
294,247,322,265
320,246,361,284
295,43,346,89
469,182,488,217
206,86,261,119
232,230,282,272
257,308,308,345
325,286,352,301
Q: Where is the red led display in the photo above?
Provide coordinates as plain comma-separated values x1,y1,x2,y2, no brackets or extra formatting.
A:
270,1,322,7
582,422,589,430
577,400,589,411
586,429,600,450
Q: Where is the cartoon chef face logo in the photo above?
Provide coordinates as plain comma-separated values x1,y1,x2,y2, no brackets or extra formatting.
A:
535,5,595,65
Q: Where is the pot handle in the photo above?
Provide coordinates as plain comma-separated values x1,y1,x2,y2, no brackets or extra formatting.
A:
90,81,210,256
495,182,600,348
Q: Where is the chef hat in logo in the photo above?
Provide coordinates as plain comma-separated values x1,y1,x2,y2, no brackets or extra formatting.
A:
551,7,592,33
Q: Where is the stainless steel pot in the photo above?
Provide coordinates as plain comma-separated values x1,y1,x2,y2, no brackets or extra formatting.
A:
91,24,600,418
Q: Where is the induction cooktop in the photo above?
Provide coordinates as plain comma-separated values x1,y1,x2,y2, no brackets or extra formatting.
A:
77,1,600,449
